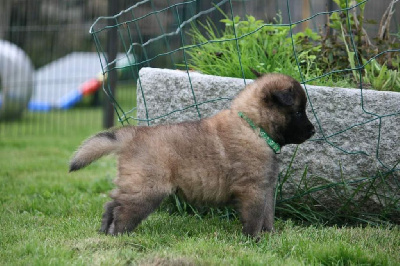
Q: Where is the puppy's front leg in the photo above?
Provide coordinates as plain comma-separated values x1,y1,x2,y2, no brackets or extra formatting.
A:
262,186,275,232
235,190,268,238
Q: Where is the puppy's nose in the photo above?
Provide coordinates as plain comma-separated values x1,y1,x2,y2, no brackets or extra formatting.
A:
309,126,316,136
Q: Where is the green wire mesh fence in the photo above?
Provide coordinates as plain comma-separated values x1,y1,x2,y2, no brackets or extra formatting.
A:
90,0,399,224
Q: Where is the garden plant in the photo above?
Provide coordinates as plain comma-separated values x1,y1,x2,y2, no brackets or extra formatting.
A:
186,0,400,91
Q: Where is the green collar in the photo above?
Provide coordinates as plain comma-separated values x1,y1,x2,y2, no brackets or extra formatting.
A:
238,111,281,154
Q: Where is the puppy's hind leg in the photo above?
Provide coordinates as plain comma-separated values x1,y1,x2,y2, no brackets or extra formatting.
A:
106,188,169,235
99,200,120,234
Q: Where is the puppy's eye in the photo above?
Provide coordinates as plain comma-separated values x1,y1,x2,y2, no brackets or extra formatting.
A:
295,111,303,117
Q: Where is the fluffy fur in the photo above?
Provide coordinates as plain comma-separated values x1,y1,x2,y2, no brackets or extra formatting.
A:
70,73,315,238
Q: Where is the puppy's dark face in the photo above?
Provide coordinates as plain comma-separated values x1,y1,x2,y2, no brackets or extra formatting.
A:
257,74,315,146
272,82,315,145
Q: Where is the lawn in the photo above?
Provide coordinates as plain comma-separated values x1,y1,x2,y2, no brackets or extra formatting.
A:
0,85,399,265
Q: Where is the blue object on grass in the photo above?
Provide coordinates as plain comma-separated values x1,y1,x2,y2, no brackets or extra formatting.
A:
28,101,52,112
58,89,83,109
29,52,102,111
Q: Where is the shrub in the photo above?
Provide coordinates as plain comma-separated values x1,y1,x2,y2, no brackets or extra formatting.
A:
186,1,400,91
186,13,322,82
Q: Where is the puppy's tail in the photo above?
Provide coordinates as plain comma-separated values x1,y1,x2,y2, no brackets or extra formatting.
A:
69,126,135,172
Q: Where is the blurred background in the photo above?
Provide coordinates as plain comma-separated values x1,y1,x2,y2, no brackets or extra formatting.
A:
0,0,398,136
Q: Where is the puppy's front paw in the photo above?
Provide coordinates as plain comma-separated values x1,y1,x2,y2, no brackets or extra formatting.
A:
261,225,275,233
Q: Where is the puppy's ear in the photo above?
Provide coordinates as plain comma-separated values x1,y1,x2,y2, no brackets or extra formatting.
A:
272,89,294,106
249,67,263,78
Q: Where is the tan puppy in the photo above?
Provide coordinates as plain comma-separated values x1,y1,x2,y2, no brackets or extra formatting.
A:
70,73,315,238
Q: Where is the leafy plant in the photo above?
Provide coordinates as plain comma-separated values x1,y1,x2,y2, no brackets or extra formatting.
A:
322,0,400,91
186,12,321,82
186,1,399,91
362,59,400,91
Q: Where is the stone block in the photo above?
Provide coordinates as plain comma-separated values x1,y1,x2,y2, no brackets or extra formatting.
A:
137,67,399,200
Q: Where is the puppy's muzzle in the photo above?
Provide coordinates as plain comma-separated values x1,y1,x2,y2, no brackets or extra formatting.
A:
307,124,316,138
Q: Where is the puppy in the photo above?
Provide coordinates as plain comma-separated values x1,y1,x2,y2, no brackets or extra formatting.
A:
69,73,315,238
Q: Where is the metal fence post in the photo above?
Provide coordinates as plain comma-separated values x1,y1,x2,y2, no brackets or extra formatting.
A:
103,0,119,128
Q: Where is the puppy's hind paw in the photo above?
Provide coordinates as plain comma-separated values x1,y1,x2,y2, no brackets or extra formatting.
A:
107,222,116,235
99,200,119,234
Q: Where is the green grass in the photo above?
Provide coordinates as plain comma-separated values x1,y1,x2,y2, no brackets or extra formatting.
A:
0,84,399,265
